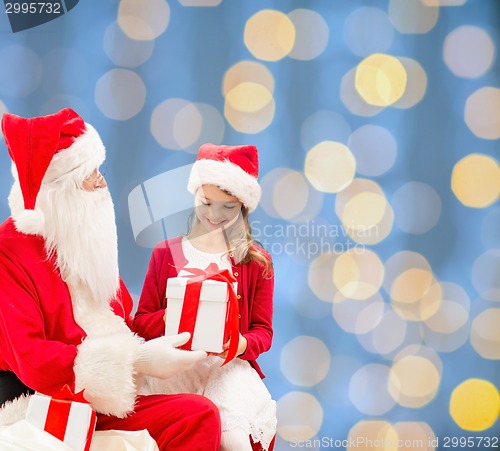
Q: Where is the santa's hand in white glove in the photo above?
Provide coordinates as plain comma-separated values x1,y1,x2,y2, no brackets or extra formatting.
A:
135,332,206,379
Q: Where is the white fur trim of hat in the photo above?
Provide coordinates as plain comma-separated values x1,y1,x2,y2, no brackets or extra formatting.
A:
187,143,262,212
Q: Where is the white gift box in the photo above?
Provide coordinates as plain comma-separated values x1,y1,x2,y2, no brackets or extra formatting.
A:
165,277,236,353
25,392,96,451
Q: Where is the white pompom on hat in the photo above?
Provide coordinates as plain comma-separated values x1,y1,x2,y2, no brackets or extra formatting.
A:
187,143,262,212
2,108,106,235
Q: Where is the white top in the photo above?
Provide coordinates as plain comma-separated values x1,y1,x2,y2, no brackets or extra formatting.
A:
180,236,232,275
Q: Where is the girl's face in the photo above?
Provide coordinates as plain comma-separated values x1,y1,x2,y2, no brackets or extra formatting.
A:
194,184,243,233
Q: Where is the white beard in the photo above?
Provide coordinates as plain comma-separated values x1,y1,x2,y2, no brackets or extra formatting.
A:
36,184,120,309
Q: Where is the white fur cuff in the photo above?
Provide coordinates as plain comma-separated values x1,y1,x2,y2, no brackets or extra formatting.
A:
74,332,143,418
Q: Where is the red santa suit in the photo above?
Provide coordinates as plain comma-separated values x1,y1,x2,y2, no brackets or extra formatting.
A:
0,109,221,450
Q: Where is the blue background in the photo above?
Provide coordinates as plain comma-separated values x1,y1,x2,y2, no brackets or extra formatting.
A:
0,1,498,449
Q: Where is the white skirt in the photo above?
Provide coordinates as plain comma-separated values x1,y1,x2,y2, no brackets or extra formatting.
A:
145,357,277,450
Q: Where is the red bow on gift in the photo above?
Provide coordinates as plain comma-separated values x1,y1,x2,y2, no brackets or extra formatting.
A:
177,265,240,366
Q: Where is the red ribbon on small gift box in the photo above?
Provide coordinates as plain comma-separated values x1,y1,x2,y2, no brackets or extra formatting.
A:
176,266,240,366
26,385,97,451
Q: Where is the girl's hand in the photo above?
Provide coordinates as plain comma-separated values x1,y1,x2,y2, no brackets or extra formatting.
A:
210,333,247,359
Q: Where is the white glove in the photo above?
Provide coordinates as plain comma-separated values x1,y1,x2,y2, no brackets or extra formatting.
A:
134,332,207,379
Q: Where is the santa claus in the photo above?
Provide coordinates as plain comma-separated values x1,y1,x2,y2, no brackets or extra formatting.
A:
0,108,221,450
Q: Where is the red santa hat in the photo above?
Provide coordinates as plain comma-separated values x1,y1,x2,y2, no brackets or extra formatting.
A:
187,143,262,212
2,108,106,234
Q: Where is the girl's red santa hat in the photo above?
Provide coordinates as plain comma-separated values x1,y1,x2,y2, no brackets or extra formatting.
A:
187,143,262,212
1,108,106,235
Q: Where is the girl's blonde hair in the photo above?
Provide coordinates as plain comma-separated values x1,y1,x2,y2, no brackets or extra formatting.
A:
188,206,273,277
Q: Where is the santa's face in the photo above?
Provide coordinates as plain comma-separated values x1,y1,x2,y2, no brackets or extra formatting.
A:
194,184,242,233
82,168,107,191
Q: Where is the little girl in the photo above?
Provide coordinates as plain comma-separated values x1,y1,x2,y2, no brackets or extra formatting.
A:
134,143,276,451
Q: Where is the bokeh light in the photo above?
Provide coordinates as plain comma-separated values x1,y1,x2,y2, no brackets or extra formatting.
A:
150,99,224,152
383,251,440,322
348,125,397,177
464,87,500,140
333,249,384,300
335,178,394,244
389,355,441,407
260,168,323,222
388,0,439,34
392,422,437,451
392,182,442,234
224,83,275,134
272,171,309,220
470,308,500,359
392,57,428,109
276,392,323,441
341,192,392,244
225,82,273,114
301,111,352,151
117,0,170,41
444,26,495,78
95,69,146,120
151,98,200,150
471,249,500,302
391,269,439,321
451,154,500,208
332,292,385,334
347,421,398,451
280,335,331,386
340,68,384,117
384,251,432,292
355,53,407,107
288,9,329,61
343,7,394,57
222,61,277,134
222,61,275,98
349,363,396,415
304,141,356,193
423,281,470,334
103,21,155,68
357,307,408,356
450,379,500,431
244,10,296,62
308,252,337,302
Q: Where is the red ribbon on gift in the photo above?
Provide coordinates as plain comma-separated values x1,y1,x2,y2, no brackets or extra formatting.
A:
44,385,97,451
176,265,240,366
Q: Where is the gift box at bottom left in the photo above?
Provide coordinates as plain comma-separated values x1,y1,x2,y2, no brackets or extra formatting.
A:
25,392,97,451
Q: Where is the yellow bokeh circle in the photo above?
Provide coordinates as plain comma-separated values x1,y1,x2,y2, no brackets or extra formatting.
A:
244,10,296,61
355,53,407,106
222,61,275,97
305,141,356,193
450,379,500,431
451,154,500,208
225,82,273,113
389,355,441,408
333,249,384,300
118,0,170,41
